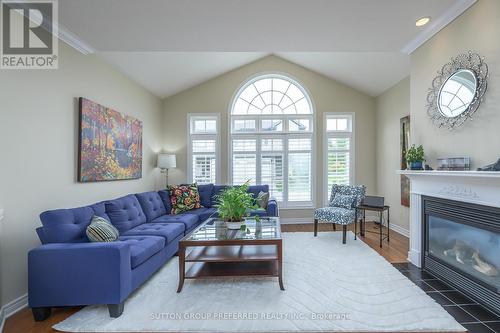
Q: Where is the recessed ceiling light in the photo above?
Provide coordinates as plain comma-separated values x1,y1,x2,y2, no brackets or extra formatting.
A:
416,17,431,27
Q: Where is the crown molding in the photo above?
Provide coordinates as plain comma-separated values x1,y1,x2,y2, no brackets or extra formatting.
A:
400,0,477,55
4,1,95,55
58,24,95,55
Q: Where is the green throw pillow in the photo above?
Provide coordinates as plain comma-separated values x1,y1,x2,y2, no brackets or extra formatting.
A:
256,191,270,209
86,215,119,242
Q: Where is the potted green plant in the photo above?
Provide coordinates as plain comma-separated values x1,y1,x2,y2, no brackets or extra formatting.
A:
406,144,425,170
214,181,259,229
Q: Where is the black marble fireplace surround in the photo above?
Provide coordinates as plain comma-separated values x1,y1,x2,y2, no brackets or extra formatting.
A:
422,196,500,316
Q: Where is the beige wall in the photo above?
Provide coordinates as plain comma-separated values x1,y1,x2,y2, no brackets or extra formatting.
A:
411,0,500,169
162,55,377,219
0,43,163,306
375,77,410,231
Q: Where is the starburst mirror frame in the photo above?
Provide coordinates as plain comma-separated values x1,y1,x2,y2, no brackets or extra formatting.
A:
427,51,488,129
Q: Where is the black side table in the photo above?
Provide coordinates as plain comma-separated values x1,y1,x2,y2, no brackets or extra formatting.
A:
355,205,390,247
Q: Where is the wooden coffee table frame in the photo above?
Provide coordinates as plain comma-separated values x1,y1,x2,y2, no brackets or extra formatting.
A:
177,221,284,292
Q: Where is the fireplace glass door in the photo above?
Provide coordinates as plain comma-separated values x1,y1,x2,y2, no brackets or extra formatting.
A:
428,215,500,291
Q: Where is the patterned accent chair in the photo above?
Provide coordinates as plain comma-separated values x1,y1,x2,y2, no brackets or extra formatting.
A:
314,184,366,244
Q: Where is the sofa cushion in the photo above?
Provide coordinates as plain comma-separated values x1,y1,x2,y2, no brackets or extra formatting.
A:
197,184,214,208
118,236,165,269
187,208,217,222
135,192,167,222
86,216,119,242
157,190,172,214
105,195,146,233
211,185,229,207
39,206,94,243
89,202,111,222
248,185,269,199
122,222,184,243
152,214,199,232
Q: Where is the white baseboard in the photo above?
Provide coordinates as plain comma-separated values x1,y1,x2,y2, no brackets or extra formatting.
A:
390,224,410,238
281,216,410,238
0,293,28,332
280,217,313,224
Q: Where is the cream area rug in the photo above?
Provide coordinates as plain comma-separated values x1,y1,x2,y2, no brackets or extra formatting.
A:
54,232,464,332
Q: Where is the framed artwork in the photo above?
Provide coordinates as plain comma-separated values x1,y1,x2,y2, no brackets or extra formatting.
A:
400,115,410,207
78,97,143,182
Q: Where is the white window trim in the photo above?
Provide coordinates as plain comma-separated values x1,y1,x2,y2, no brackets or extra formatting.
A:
323,112,355,206
228,73,316,209
187,113,221,184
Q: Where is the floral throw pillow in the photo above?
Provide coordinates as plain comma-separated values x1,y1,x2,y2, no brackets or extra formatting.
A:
330,194,356,209
168,184,201,214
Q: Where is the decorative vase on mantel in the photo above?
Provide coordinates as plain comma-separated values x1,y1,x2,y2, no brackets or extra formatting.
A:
409,161,424,170
406,145,425,171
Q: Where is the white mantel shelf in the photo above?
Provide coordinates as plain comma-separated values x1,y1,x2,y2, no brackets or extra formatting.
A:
396,169,500,268
397,170,500,178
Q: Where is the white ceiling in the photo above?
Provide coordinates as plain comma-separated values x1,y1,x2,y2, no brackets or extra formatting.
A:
99,52,409,98
98,52,268,98
276,52,410,97
60,0,462,52
57,0,476,98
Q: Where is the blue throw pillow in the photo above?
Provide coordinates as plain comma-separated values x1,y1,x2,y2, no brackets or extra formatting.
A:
331,194,356,209
86,215,119,242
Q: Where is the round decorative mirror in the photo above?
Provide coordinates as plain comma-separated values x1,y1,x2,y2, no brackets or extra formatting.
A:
427,51,488,129
438,69,477,118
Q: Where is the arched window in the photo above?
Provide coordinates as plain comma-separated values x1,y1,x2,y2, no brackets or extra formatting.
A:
230,74,314,207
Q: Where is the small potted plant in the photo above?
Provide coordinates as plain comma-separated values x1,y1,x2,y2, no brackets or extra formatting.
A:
406,144,425,170
214,181,258,229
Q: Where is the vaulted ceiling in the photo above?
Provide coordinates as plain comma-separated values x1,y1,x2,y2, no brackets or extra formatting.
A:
57,0,476,98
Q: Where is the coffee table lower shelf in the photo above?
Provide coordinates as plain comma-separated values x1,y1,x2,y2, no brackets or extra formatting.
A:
185,261,279,279
177,243,284,292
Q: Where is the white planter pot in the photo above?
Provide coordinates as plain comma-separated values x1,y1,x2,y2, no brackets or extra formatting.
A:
225,221,244,230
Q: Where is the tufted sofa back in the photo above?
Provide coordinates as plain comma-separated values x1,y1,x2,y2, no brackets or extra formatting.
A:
105,194,146,233
210,185,228,207
210,184,270,207
37,184,274,244
247,185,269,199
38,202,109,244
196,184,214,208
135,191,167,222
158,190,172,214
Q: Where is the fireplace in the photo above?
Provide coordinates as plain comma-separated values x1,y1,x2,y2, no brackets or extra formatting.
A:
423,196,500,314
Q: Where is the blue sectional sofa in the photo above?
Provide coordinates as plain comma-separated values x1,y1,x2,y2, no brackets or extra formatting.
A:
28,184,278,320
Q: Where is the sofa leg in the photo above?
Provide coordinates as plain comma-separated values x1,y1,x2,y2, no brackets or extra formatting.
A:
108,302,124,318
342,225,347,244
314,219,318,236
32,307,51,321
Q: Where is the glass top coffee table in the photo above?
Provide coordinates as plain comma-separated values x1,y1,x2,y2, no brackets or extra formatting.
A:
177,217,284,292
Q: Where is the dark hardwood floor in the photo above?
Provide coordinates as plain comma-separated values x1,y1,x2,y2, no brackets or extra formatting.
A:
2,222,408,333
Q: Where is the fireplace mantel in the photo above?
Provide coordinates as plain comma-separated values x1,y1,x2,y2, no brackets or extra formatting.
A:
398,170,500,179
397,170,500,267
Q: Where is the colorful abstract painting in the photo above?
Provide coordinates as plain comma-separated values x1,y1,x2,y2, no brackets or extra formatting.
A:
78,98,142,182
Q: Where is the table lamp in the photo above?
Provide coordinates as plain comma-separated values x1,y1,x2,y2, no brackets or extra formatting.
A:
157,153,176,186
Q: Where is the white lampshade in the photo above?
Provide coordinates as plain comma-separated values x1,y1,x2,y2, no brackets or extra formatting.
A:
157,153,176,169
